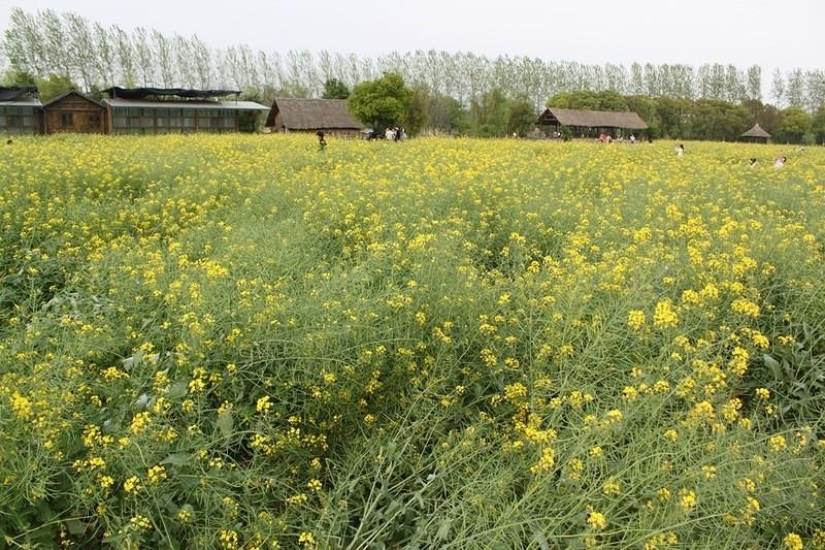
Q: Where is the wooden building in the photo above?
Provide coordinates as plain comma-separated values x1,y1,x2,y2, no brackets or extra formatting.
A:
101,87,270,134
740,123,771,143
266,98,364,136
0,86,42,135
537,107,648,138
42,90,106,134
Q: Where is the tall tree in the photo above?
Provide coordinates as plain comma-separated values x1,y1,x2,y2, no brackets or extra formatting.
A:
746,65,762,101
770,69,785,105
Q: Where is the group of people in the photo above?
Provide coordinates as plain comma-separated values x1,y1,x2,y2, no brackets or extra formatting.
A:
383,126,407,141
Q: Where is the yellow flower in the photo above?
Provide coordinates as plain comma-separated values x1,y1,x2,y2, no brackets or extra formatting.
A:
585,506,607,530
783,533,803,550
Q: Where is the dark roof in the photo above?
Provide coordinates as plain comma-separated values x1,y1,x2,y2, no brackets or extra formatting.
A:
0,86,38,101
103,87,241,100
42,90,103,109
266,98,364,130
538,108,648,130
741,123,771,138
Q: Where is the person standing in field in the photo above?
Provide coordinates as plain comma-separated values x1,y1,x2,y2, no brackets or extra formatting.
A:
316,131,327,151
675,144,685,156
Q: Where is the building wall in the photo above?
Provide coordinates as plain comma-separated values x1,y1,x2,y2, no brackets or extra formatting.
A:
0,105,41,135
44,96,105,134
107,105,239,134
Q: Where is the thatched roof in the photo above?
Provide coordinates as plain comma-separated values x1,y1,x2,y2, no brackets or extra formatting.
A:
741,123,771,138
538,108,648,130
266,98,364,130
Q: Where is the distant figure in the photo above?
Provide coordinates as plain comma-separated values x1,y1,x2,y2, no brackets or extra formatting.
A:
316,131,327,151
6,138,12,145
385,127,395,140
774,155,786,168
675,144,685,156
749,157,759,167
629,134,636,144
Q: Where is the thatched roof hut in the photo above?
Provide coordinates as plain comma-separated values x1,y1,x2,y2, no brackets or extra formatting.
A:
741,123,771,143
537,108,648,134
266,98,364,136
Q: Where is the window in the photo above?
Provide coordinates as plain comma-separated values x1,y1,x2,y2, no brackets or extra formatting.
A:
61,112,73,127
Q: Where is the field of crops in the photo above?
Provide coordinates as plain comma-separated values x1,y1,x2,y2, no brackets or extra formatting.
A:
1,134,824,549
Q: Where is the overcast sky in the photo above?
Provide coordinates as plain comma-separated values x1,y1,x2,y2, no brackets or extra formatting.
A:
1,0,823,75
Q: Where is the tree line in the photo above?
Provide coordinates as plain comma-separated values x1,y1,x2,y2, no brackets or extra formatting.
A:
2,8,824,142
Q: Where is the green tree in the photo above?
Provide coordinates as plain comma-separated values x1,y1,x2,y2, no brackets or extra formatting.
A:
35,73,76,101
347,72,412,131
2,68,37,87
775,107,812,144
427,94,469,135
810,106,825,145
322,78,350,99
506,93,536,137
469,88,509,137
404,84,429,137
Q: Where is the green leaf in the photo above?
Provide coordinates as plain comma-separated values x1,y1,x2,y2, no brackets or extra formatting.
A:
160,453,190,466
217,410,234,439
65,519,86,536
763,354,783,381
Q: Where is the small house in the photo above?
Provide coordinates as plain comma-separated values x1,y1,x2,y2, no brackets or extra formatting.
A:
266,98,364,136
42,90,106,134
740,123,771,143
537,107,648,139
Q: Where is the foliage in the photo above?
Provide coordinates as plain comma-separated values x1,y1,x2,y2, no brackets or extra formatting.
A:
469,88,509,137
1,130,825,550
812,106,825,145
34,73,78,101
321,78,350,100
506,93,537,137
775,107,812,143
404,84,429,137
347,72,412,130
427,93,470,135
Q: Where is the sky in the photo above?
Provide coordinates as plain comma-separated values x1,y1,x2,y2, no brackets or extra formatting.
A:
0,0,823,76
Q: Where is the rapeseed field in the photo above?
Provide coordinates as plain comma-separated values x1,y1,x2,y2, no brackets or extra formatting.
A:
1,134,824,549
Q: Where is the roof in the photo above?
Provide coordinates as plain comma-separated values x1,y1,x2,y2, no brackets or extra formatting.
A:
741,123,771,138
103,87,241,100
0,98,42,108
266,98,364,130
42,90,103,109
103,98,270,111
538,108,648,130
0,86,39,101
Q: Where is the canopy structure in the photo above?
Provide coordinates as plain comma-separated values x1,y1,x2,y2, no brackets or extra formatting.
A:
0,86,39,101
103,87,241,100
741,123,771,142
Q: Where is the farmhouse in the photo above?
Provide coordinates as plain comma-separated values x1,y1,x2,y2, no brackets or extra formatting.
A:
42,90,106,134
0,86,42,135
537,107,648,138
740,123,771,143
101,87,270,134
266,98,364,136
